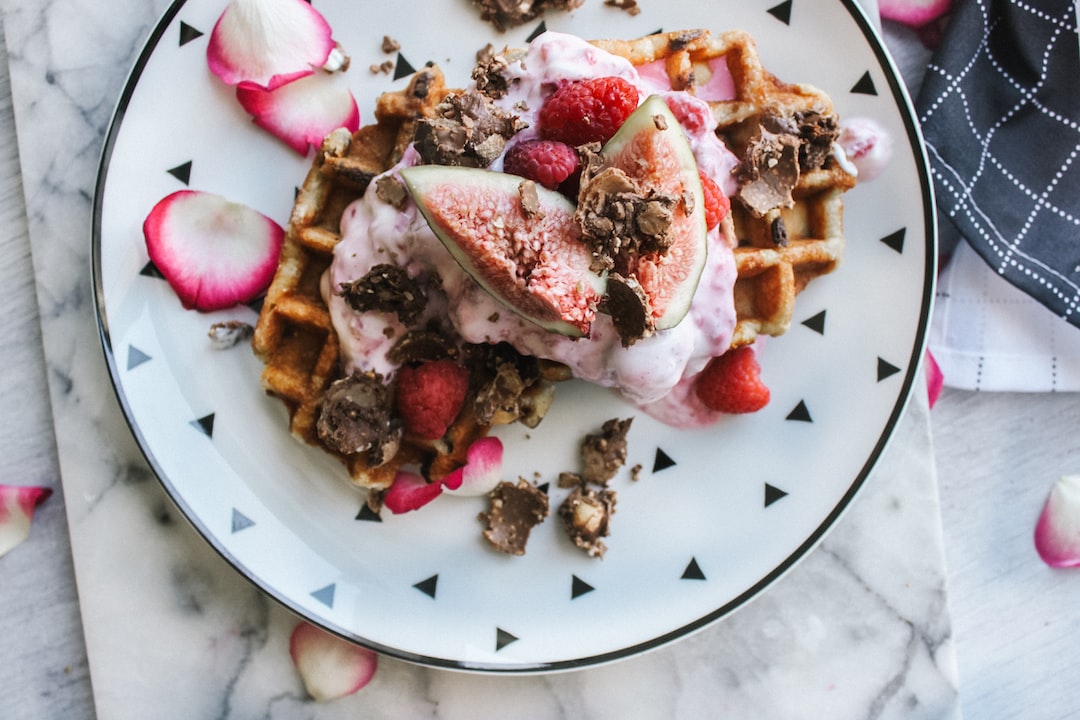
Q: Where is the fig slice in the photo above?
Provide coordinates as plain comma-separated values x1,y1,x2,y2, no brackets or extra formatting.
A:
401,167,607,337
207,0,339,90
593,94,709,335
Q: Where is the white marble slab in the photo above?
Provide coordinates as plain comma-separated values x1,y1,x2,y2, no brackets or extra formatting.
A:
1,1,960,717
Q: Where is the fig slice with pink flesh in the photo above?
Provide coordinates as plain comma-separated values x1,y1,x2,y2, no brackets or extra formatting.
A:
401,166,607,337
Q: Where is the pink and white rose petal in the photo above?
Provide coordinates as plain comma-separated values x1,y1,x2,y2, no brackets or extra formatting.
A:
289,621,378,702
0,484,52,558
1035,474,1080,568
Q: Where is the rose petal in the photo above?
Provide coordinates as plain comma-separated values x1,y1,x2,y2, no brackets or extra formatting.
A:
207,0,338,90
143,190,285,311
879,0,953,28
1035,475,1080,568
383,471,442,514
442,436,504,496
0,485,52,558
236,74,359,155
289,621,377,702
925,349,943,409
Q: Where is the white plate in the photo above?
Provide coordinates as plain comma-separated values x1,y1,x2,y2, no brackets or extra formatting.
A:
93,0,935,672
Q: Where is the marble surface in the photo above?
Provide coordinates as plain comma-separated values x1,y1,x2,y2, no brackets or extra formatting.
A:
0,1,1069,719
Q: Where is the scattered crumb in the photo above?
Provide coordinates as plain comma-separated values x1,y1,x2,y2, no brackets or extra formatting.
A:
381,35,401,53
605,0,641,15
370,60,395,75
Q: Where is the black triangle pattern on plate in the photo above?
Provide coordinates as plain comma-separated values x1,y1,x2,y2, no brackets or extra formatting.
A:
496,628,519,651
786,401,812,423
394,54,417,80
127,345,152,370
526,22,548,43
682,558,706,580
571,575,595,599
311,584,336,609
764,483,788,507
140,261,164,279
167,161,192,185
653,447,676,473
413,575,438,599
355,504,382,522
801,310,826,335
767,0,793,25
877,358,901,382
881,228,906,254
190,414,215,437
231,508,255,533
851,71,877,96
178,21,203,47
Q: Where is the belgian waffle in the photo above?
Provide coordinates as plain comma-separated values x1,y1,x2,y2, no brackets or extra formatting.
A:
252,68,456,488
254,29,857,487
592,29,856,346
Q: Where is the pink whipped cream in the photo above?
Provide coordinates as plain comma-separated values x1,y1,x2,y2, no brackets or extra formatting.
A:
327,32,742,427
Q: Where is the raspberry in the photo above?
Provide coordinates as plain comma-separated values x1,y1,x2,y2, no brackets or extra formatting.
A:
538,77,640,147
503,139,580,190
695,346,770,414
663,93,711,136
699,172,730,231
395,360,470,439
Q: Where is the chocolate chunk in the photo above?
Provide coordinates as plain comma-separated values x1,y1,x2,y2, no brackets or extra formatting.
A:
466,342,544,425
381,35,401,53
414,91,525,168
337,263,427,325
518,179,543,218
794,111,840,172
735,119,802,217
374,174,410,210
581,417,633,485
207,320,254,350
316,372,402,459
479,479,550,555
603,273,653,347
559,485,617,558
770,216,789,247
472,0,585,31
604,0,641,15
386,328,459,366
472,44,520,99
575,161,677,274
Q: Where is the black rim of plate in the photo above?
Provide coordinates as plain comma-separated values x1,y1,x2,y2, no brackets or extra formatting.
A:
90,0,938,673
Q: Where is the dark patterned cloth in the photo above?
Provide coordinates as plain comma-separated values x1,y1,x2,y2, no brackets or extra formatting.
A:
916,0,1080,325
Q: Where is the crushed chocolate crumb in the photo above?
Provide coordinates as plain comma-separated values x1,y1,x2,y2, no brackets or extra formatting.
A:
369,60,395,75
604,0,641,15
337,264,427,325
479,479,550,555
467,343,544,425
207,320,254,350
472,44,519,99
316,372,402,460
518,179,543,218
558,471,584,488
575,157,678,274
581,417,633,485
652,113,668,131
630,463,642,481
414,90,525,168
381,35,401,53
770,215,789,247
559,484,617,558
793,111,840,172
603,273,652,347
375,174,410,210
472,0,585,32
386,328,459,366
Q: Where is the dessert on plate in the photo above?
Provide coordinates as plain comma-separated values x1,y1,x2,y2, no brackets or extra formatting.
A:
251,28,858,523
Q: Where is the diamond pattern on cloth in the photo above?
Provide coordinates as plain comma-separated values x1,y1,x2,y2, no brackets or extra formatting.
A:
916,0,1080,325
